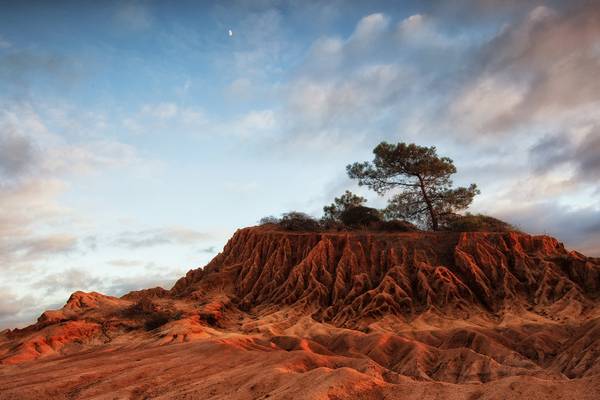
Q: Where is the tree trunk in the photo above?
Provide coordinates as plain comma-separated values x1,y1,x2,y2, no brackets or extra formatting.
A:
417,176,438,230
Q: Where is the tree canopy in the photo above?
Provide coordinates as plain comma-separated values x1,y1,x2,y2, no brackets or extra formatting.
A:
347,142,479,230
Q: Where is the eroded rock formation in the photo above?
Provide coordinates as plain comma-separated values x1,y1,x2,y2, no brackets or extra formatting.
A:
1,226,599,398
174,228,598,324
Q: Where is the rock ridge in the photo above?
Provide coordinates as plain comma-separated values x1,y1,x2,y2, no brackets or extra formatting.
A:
172,227,598,326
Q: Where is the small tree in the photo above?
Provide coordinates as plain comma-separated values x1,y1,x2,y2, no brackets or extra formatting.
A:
347,142,479,230
322,190,367,222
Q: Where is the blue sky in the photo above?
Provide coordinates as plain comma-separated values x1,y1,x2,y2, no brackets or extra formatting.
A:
1,0,599,328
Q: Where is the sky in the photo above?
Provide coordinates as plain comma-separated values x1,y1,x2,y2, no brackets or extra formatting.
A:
1,0,599,328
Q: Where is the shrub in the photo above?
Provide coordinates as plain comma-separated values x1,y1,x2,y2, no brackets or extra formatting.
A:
319,218,347,231
259,215,280,225
279,211,322,231
443,213,516,232
375,219,419,232
339,206,382,227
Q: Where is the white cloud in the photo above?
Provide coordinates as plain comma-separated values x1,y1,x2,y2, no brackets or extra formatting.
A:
0,178,73,269
349,13,390,47
122,117,143,134
225,8,288,80
223,180,259,195
399,14,425,31
33,268,102,295
396,14,456,49
460,3,600,132
226,78,253,99
0,101,151,328
44,140,140,175
113,1,153,30
0,288,38,329
284,63,410,135
0,128,36,178
125,103,207,134
115,226,212,249
0,178,66,224
232,110,277,137
303,13,392,73
126,101,276,140
528,5,556,23
310,36,344,58
450,75,527,134
529,126,600,185
179,108,207,126
141,102,179,119
0,35,11,49
492,202,600,257
12,234,78,260
1,102,141,177
108,259,146,267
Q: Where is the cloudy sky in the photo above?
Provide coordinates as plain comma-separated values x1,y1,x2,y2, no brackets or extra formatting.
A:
1,0,599,328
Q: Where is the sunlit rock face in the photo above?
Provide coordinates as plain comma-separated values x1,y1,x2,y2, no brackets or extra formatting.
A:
175,226,598,324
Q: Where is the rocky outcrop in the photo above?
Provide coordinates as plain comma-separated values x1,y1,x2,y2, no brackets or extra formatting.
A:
173,227,598,325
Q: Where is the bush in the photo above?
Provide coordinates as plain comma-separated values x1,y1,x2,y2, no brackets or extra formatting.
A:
443,213,516,232
375,219,419,232
279,212,322,231
259,215,280,225
339,206,382,227
319,218,347,231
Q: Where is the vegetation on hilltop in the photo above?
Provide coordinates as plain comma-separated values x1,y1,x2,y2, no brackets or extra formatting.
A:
347,142,479,230
260,141,514,233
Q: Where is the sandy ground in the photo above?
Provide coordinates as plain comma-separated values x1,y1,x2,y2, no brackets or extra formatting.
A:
1,337,599,400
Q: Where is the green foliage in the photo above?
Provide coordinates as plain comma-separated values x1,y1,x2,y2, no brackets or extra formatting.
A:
339,205,382,227
279,211,321,231
347,142,479,230
323,190,367,222
443,213,516,232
